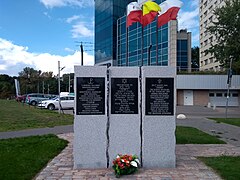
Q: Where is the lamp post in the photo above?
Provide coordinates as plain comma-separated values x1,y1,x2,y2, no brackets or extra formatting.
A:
225,57,233,120
58,61,65,114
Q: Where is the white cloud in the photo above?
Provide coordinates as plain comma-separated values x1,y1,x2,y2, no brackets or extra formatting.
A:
40,0,94,8
66,15,80,23
71,22,93,38
178,8,199,30
64,47,74,52
0,38,94,76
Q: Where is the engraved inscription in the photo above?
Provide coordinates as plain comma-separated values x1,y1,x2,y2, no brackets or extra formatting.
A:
146,78,174,115
111,78,138,114
76,77,105,115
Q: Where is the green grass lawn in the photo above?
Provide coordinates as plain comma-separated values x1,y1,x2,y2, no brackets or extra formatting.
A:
199,156,240,180
176,126,226,144
0,134,68,180
0,99,73,132
209,118,240,127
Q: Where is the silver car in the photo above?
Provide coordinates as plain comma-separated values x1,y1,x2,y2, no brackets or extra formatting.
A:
38,95,75,110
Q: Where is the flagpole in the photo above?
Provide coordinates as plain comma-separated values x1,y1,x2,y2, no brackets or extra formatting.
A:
141,26,144,66
126,26,129,66
156,19,158,65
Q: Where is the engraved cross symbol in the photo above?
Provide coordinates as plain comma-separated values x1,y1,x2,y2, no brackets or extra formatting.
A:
157,79,162,84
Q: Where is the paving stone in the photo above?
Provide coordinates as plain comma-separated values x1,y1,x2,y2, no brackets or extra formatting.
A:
34,133,240,180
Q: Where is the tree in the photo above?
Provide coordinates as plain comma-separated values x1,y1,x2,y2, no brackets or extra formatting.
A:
0,74,15,98
206,0,240,74
191,46,199,71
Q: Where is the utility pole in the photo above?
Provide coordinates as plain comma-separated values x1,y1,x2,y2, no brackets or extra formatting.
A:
42,81,45,94
58,61,65,114
58,61,61,114
69,74,71,93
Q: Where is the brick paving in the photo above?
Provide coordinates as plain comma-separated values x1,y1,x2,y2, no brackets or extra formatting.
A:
35,133,240,180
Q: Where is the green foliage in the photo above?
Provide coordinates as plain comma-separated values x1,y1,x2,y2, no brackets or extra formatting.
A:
209,118,240,127
206,0,240,74
176,126,226,144
191,46,199,70
0,99,73,132
0,74,15,98
0,134,68,180
199,156,240,180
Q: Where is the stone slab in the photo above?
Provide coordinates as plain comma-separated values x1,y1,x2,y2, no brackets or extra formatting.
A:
109,67,141,163
142,66,176,168
74,66,107,168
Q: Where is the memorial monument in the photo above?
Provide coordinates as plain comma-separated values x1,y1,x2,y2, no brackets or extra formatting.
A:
74,66,176,168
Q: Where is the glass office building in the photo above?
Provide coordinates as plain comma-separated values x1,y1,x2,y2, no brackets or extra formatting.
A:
177,29,191,72
95,0,188,69
116,0,178,67
95,0,132,65
116,15,169,66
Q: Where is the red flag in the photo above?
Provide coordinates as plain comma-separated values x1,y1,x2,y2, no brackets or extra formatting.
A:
127,2,142,27
158,0,183,27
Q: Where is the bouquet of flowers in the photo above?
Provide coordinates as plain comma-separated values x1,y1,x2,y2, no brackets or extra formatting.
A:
112,154,140,178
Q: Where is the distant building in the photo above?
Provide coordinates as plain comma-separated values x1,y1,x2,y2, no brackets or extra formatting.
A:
116,15,177,67
177,29,191,72
95,0,178,68
199,0,226,71
94,0,132,66
177,75,240,107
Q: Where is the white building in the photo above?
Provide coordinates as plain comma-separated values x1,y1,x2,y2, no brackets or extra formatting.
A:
199,0,226,71
177,75,240,107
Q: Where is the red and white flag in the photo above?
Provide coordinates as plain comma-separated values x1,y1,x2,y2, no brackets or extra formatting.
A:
127,2,142,27
158,0,183,27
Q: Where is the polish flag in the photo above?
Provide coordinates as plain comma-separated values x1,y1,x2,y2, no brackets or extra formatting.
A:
158,0,183,27
127,2,142,27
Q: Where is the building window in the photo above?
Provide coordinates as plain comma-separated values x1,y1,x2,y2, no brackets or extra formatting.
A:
204,31,208,36
232,93,238,97
209,57,214,63
204,59,208,65
209,93,215,97
209,36,213,43
204,1,207,6
216,93,222,97
204,39,208,46
204,10,208,17
209,15,213,22
209,5,213,11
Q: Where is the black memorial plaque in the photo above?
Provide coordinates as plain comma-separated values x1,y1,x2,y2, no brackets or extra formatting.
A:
76,77,105,115
146,78,174,115
111,78,138,114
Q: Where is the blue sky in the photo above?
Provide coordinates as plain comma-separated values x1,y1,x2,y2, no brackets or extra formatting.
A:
0,0,199,76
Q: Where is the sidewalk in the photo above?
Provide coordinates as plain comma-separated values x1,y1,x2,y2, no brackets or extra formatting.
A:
35,133,240,180
176,106,240,147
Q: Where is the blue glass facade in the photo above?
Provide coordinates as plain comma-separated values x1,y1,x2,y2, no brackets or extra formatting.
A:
116,0,168,66
95,0,132,64
177,39,188,71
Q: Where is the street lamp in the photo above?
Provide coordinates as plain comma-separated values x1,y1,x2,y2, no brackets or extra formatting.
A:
225,57,233,120
58,61,65,114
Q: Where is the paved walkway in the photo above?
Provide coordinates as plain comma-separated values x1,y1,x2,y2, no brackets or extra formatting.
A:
0,125,73,139
35,133,240,180
176,106,240,147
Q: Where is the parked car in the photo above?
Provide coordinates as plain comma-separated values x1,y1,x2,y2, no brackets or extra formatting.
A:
16,94,26,102
38,95,74,110
25,93,57,106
